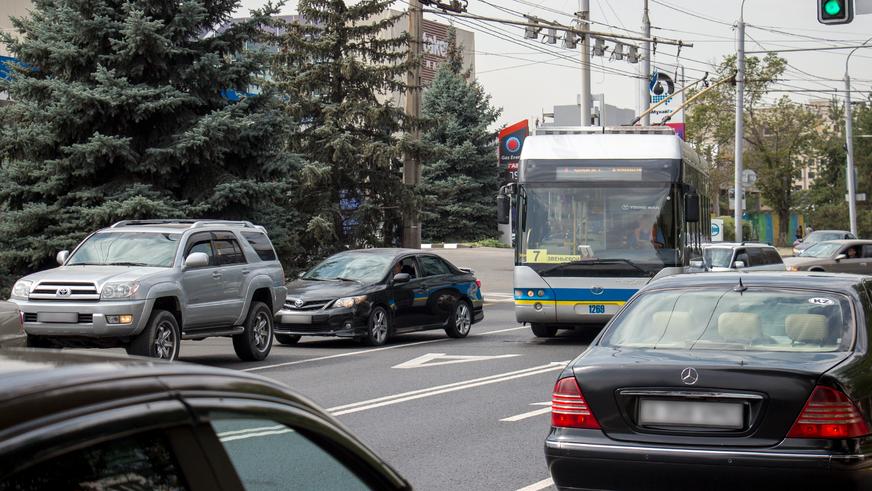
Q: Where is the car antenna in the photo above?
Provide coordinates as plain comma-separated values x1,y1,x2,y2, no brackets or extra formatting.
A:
734,276,747,293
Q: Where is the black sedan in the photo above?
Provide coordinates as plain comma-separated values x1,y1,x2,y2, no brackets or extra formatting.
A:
546,272,872,490
0,349,410,490
275,248,484,346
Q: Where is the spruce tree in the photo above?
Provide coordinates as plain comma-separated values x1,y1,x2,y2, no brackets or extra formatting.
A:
0,0,299,291
270,0,414,260
420,33,501,243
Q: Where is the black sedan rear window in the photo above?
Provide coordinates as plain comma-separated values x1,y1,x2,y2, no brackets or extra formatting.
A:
601,288,854,352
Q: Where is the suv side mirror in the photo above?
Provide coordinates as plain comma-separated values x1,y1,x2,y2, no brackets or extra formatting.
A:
733,260,745,269
689,259,704,269
184,252,210,269
497,194,510,225
392,273,411,284
56,250,70,266
685,193,700,223
835,253,847,262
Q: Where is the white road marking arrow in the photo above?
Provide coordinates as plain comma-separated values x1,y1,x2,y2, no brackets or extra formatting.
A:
392,352,522,369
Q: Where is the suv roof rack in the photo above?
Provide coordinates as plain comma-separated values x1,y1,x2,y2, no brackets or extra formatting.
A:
533,126,676,136
110,219,257,229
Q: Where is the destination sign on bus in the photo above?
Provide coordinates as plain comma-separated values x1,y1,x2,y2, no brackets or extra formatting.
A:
556,166,644,181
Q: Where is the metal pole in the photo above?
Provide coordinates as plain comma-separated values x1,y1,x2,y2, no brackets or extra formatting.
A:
579,0,591,126
640,0,651,126
734,2,746,243
844,35,872,237
403,0,423,248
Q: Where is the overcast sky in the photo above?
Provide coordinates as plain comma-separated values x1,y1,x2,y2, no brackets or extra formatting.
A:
236,0,872,128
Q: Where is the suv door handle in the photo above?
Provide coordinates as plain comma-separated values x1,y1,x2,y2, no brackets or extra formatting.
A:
211,271,223,279
241,269,250,275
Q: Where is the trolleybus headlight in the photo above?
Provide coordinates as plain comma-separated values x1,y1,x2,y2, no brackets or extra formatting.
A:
527,290,535,297
537,290,545,297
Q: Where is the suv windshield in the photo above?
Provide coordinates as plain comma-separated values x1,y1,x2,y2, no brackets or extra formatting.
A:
805,231,846,244
303,253,392,284
67,232,181,267
799,242,841,258
601,288,853,352
703,248,733,268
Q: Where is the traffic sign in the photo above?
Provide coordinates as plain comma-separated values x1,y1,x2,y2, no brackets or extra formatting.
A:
846,193,867,202
741,169,757,189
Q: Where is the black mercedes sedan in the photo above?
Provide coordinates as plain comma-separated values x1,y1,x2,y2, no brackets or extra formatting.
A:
0,349,410,490
546,272,872,491
275,248,484,346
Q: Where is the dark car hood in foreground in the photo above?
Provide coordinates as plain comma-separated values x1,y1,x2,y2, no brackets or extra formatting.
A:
285,279,375,301
571,347,851,447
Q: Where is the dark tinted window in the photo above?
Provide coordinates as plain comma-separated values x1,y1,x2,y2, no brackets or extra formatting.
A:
734,250,750,267
0,431,188,491
213,232,246,265
419,255,452,276
186,232,214,266
747,248,765,266
862,245,872,258
211,415,368,491
242,231,277,261
765,249,783,264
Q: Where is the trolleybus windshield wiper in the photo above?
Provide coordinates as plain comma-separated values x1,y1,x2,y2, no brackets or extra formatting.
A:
540,258,653,277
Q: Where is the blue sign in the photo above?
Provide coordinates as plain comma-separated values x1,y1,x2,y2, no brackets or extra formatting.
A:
711,223,721,236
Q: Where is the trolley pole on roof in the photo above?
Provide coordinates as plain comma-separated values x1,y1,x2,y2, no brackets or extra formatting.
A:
578,0,592,126
734,1,747,242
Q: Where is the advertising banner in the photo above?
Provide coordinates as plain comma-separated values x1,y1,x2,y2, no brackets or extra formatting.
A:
649,65,685,139
498,119,528,186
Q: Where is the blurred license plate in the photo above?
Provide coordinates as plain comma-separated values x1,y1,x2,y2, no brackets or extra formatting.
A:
639,400,744,429
37,312,77,323
281,315,311,324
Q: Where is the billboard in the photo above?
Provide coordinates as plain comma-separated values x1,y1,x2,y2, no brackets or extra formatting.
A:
498,119,528,186
649,66,685,139
421,20,452,86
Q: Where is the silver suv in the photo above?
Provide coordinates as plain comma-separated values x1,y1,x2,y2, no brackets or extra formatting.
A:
690,242,785,272
9,220,287,361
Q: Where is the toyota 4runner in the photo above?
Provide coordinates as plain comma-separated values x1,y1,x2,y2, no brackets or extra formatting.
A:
9,220,287,361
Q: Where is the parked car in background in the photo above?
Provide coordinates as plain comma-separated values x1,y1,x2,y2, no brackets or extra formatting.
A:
689,242,785,272
784,240,872,274
546,272,872,490
793,229,856,256
276,249,484,346
0,349,410,490
0,301,24,348
9,219,286,361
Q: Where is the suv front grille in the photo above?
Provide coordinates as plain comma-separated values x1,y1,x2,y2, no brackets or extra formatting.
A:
77,313,94,324
30,282,100,301
22,312,94,323
23,313,37,323
284,299,332,311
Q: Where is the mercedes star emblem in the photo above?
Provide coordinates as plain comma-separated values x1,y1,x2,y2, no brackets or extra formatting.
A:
294,298,304,308
56,288,71,297
680,367,699,386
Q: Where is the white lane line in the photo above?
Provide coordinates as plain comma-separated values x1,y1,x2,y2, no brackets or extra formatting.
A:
328,362,567,416
243,325,528,372
517,477,554,491
220,428,295,442
217,425,284,437
500,402,552,422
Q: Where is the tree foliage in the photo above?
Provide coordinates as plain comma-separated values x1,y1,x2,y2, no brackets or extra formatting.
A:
419,31,501,243
270,0,414,261
0,0,299,290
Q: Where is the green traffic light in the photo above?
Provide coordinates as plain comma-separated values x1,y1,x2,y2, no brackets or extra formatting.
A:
824,0,842,16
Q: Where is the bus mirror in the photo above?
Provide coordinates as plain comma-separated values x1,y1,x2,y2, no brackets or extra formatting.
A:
497,194,510,225
685,194,700,223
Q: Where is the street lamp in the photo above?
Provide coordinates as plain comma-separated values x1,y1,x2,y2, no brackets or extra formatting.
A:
734,0,748,242
844,35,872,237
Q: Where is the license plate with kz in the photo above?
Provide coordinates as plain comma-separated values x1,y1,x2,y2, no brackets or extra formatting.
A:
588,304,606,314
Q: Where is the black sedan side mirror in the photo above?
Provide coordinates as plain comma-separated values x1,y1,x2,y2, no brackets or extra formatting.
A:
392,273,411,284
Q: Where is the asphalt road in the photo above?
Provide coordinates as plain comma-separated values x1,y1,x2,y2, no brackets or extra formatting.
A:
176,247,598,491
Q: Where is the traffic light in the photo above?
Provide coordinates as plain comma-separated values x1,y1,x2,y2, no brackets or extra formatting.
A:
818,0,853,24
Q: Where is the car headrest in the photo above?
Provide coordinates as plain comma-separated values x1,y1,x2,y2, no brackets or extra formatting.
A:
717,312,761,341
785,314,828,344
652,311,693,334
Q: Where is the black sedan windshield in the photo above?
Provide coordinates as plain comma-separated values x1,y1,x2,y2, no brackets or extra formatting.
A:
304,253,392,284
602,288,853,352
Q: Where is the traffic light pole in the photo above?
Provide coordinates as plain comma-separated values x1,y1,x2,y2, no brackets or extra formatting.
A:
734,1,746,243
579,0,591,126
844,35,872,237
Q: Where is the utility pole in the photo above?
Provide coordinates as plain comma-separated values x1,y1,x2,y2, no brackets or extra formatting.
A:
734,1,747,243
403,0,423,249
843,35,872,237
578,0,591,126
639,0,651,126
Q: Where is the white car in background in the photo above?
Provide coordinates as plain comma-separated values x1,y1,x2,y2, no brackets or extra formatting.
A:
690,243,785,272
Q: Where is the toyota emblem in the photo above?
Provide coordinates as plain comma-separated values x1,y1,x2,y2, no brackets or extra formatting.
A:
680,367,699,386
294,298,304,308
56,288,71,297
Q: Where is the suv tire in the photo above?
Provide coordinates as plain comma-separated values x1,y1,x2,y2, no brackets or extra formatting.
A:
445,300,472,338
233,301,273,361
128,310,181,361
275,334,301,345
531,323,558,338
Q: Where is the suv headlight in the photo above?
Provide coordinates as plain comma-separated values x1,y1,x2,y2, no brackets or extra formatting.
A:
101,281,140,299
335,295,367,309
11,280,33,299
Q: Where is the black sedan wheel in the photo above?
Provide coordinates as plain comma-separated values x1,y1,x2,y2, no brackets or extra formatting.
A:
275,333,301,345
445,300,472,338
362,306,390,346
